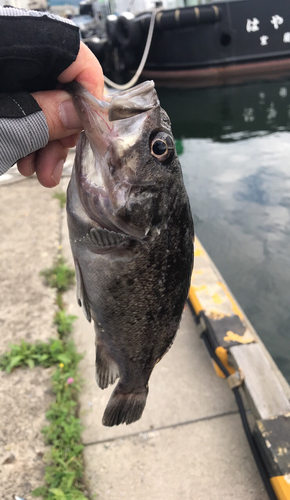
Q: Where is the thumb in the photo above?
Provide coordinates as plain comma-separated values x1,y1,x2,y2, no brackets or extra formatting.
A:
31,89,82,141
57,42,104,99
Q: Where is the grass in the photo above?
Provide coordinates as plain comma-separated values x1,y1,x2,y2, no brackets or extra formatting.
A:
0,338,73,372
0,336,87,500
0,249,90,500
40,256,75,294
32,342,86,500
54,311,78,339
53,191,67,209
40,255,75,312
175,138,184,156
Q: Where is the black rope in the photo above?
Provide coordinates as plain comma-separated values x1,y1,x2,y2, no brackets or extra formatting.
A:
196,310,277,500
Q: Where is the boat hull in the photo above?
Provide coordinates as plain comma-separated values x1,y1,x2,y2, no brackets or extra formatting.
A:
141,57,290,88
142,0,290,69
88,0,290,87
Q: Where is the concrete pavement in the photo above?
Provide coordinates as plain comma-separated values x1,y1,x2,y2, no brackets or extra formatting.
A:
0,177,60,499
0,163,268,500
60,173,268,500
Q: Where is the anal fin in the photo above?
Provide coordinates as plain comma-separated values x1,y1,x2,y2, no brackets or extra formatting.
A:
95,339,119,389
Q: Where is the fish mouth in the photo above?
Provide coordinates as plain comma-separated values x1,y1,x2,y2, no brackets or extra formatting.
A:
67,80,159,154
69,81,160,240
67,80,158,120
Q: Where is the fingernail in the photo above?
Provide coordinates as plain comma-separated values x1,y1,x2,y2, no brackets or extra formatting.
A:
51,159,64,185
29,159,36,176
59,100,81,130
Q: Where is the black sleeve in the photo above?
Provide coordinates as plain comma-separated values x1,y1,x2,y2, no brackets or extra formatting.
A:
0,7,80,93
0,7,81,175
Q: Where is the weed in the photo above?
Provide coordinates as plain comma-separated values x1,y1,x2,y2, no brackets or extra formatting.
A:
0,339,70,372
54,311,78,339
53,191,67,209
40,256,75,293
0,216,89,499
175,138,184,156
56,291,64,311
0,338,86,500
32,344,85,499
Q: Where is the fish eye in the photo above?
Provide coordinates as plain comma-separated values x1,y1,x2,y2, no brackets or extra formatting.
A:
150,132,175,163
152,140,167,156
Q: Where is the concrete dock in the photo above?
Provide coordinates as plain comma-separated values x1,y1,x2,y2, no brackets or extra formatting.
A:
0,164,269,500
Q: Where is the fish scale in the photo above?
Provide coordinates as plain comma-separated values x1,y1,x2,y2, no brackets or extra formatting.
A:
66,80,194,426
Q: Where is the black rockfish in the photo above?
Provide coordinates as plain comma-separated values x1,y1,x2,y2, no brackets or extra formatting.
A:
66,81,194,426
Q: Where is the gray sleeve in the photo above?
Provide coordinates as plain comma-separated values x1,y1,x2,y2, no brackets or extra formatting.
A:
0,97,49,176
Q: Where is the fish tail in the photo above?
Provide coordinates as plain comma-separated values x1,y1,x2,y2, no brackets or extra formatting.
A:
95,342,119,389
102,383,148,427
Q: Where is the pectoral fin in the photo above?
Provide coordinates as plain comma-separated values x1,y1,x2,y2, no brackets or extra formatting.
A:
88,228,129,247
74,258,91,322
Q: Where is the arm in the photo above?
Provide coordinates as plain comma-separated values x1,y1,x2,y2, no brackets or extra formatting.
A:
0,7,103,186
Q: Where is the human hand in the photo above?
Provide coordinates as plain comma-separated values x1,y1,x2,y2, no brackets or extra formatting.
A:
17,42,104,188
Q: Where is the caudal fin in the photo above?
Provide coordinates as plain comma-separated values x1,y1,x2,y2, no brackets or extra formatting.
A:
102,384,148,426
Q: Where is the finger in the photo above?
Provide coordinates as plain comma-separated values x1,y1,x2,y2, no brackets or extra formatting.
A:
17,134,79,179
34,140,69,188
32,90,82,141
17,152,36,177
59,133,80,149
57,42,104,99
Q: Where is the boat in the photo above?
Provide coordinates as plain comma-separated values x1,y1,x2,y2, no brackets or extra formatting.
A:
78,0,290,89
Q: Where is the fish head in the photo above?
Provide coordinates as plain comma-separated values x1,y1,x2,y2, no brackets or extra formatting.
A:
69,81,179,239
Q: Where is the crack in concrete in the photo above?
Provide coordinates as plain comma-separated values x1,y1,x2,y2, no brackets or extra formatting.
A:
83,409,240,446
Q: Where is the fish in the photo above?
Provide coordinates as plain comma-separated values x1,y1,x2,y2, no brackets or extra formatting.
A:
66,80,194,426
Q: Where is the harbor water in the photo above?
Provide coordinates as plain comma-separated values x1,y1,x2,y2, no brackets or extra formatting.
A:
158,79,290,383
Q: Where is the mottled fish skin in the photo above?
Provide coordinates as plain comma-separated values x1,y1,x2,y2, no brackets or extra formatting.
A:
66,81,194,426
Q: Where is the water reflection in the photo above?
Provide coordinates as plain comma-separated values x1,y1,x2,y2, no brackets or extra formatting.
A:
158,79,290,140
158,80,290,382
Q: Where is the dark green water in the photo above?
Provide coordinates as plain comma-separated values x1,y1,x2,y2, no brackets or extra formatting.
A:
158,79,290,383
